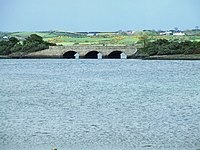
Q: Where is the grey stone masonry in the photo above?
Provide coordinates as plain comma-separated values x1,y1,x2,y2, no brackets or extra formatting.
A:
26,46,137,58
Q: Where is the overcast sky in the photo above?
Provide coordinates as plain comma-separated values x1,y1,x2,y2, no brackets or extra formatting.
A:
0,0,200,32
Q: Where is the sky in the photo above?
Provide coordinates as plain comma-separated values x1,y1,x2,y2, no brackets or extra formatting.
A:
0,0,200,32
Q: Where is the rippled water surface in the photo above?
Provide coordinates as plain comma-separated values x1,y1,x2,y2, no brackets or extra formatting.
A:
0,59,200,150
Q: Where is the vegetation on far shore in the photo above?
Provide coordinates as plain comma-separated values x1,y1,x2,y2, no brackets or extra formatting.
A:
138,39,200,56
0,30,200,58
0,34,56,55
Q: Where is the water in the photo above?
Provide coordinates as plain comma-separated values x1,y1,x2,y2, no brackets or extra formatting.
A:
0,59,200,150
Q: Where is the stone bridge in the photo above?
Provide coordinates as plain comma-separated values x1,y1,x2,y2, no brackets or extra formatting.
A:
27,46,138,59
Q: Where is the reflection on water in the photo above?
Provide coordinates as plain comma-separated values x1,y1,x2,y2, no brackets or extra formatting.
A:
0,59,200,150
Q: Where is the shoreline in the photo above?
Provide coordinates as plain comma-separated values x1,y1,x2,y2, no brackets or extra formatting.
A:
143,54,200,60
1,54,200,60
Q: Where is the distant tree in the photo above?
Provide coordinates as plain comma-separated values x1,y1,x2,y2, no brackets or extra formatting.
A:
26,34,43,43
0,34,56,55
142,39,200,56
10,43,23,53
174,27,179,32
43,41,56,46
138,33,149,48
9,37,19,44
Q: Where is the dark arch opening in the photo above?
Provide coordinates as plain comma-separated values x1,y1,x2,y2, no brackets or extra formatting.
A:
63,51,77,59
85,51,99,59
108,51,123,59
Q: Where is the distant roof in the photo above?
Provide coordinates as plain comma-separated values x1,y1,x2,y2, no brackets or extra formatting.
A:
3,36,8,39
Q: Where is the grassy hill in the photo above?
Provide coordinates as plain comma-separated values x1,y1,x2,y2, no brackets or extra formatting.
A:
1,30,200,47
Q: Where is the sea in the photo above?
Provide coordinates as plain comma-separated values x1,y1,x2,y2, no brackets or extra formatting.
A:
0,59,200,150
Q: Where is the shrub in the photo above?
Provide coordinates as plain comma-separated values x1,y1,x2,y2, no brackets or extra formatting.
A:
0,34,56,55
143,39,200,56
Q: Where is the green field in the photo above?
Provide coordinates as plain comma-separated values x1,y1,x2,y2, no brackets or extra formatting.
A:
10,32,58,38
41,34,200,46
1,31,200,46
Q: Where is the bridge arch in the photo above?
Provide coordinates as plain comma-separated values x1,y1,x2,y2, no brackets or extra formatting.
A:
108,51,126,59
85,51,102,59
63,51,78,59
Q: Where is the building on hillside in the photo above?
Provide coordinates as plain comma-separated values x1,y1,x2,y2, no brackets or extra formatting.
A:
87,32,98,36
125,30,135,35
160,31,173,35
173,32,185,36
2,36,9,40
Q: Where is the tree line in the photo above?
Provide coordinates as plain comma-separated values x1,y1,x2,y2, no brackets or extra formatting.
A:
0,34,56,55
140,39,200,56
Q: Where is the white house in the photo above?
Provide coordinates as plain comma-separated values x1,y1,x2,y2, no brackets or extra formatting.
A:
173,32,185,36
160,31,172,35
87,32,97,36
3,36,9,40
